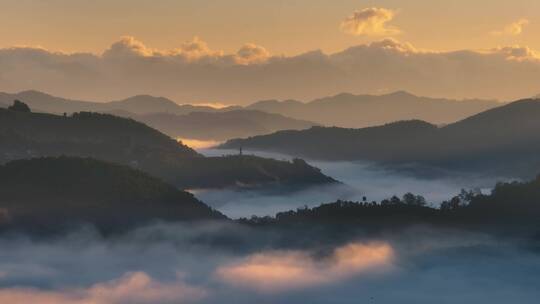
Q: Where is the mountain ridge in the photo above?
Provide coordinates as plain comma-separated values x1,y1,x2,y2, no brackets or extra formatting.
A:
247,91,500,128
0,106,336,189
221,98,540,177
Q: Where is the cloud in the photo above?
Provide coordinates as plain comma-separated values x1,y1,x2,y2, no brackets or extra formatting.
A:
215,242,393,292
341,8,400,36
1,37,540,103
235,43,271,65
0,272,207,304
171,37,225,62
491,19,529,36
490,45,540,61
103,36,157,58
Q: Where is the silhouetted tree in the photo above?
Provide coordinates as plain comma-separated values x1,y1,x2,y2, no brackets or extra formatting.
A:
403,192,427,206
8,100,31,113
390,195,402,205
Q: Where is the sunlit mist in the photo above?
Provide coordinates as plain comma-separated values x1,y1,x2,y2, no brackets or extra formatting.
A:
215,242,394,292
0,272,206,304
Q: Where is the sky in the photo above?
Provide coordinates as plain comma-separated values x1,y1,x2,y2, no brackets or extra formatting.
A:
1,0,540,103
1,0,539,55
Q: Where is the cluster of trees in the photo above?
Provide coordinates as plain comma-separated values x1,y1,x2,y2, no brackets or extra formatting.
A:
240,192,435,225
440,189,481,211
7,100,31,112
241,179,540,228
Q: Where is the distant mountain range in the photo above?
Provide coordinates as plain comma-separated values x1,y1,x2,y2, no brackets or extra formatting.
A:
222,98,540,178
0,91,317,141
0,90,503,140
247,91,501,128
111,110,317,141
0,90,238,115
0,107,336,189
0,157,225,234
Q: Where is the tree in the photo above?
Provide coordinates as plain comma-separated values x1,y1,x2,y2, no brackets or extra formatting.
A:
389,195,402,205
8,100,31,113
403,192,427,206
441,196,464,211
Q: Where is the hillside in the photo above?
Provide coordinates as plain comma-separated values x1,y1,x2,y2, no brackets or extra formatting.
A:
114,110,317,141
0,106,336,189
222,120,438,161
0,157,225,233
222,99,540,177
242,175,540,233
248,91,500,128
0,90,237,115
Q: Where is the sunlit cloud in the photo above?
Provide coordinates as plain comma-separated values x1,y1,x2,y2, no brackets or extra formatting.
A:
215,242,394,292
171,36,224,62
341,7,401,36
491,19,529,36
0,272,207,304
487,45,540,61
235,43,271,65
103,36,159,58
2,37,540,102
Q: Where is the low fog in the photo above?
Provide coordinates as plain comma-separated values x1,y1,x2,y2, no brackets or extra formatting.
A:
198,149,509,218
0,223,538,304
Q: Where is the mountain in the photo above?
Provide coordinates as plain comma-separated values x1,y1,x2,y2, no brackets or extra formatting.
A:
0,157,225,234
222,99,540,177
247,91,500,128
113,110,317,141
1,91,316,142
0,106,336,189
0,90,238,115
222,120,437,161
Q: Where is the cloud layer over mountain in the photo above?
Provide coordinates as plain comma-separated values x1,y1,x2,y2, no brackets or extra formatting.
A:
1,37,539,103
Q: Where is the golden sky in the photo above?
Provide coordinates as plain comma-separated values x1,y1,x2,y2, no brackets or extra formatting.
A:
1,0,540,103
1,0,539,55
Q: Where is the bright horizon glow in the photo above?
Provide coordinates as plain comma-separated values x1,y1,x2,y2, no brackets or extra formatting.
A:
178,138,222,150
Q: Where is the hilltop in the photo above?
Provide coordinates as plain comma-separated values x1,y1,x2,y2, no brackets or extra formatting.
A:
0,157,225,234
0,105,336,189
222,99,540,177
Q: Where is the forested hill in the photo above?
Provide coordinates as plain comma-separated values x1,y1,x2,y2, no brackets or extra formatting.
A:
242,175,540,235
0,106,336,189
222,99,540,177
0,157,225,234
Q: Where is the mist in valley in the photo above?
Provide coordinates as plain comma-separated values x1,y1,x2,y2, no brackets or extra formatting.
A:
197,149,509,218
0,222,538,304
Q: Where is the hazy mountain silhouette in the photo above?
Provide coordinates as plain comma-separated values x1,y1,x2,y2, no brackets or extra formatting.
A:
0,157,225,234
0,90,238,115
222,99,540,177
0,105,336,189
247,91,500,128
111,110,318,141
